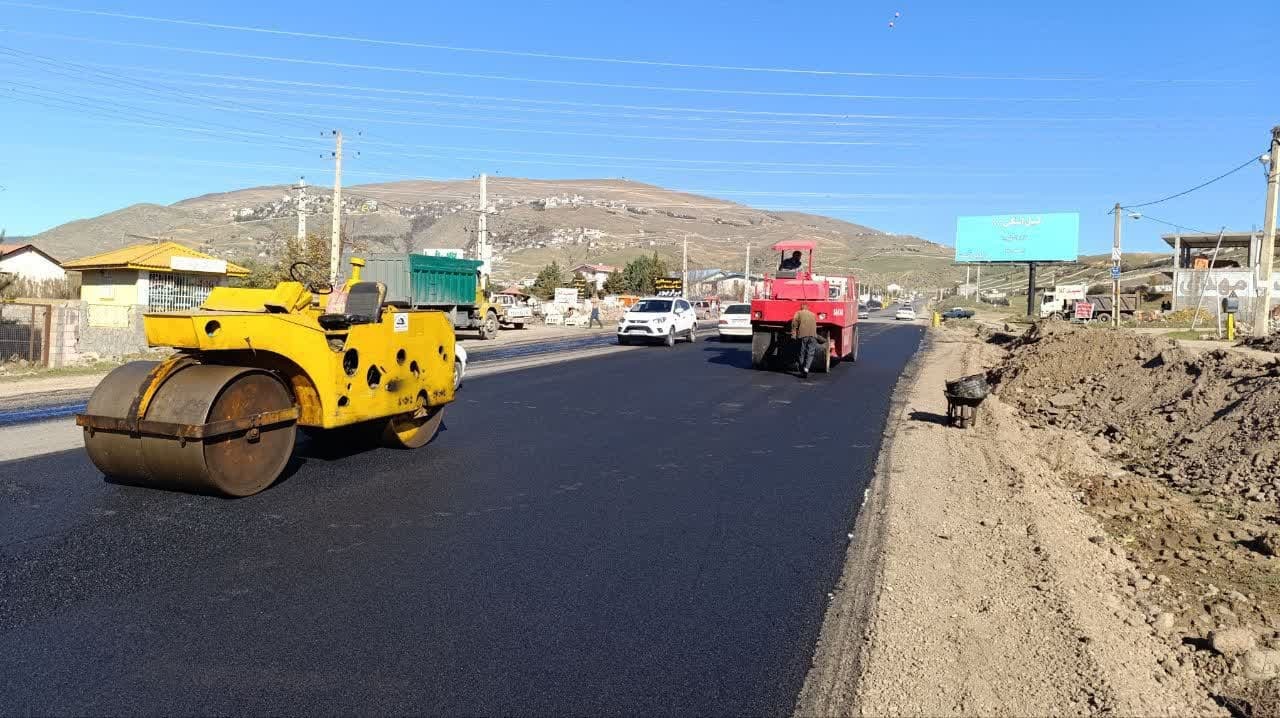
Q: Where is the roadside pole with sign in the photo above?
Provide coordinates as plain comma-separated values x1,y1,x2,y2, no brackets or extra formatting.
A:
1112,203,1122,329
653,277,684,297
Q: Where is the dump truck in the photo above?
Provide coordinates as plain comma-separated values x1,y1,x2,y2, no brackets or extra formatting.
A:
75,258,457,497
1075,294,1140,323
490,293,533,329
750,240,859,373
363,253,500,339
1040,284,1139,322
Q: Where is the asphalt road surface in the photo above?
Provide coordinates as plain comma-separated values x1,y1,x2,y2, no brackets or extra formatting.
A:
0,320,924,716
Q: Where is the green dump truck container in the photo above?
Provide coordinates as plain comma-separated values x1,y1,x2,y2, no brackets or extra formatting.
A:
363,253,499,339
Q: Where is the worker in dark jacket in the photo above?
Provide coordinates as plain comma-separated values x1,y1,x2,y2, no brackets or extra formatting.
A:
779,250,803,271
790,302,820,378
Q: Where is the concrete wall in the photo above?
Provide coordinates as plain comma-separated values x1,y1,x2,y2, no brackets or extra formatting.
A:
79,269,141,306
47,304,81,368
76,301,148,359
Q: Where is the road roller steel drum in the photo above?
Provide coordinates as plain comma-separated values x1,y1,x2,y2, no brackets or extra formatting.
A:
76,262,458,497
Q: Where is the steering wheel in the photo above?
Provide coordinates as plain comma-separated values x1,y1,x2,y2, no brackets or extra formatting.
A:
288,261,333,295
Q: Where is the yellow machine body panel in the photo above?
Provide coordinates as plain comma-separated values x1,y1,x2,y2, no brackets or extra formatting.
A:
142,294,456,430
77,263,455,497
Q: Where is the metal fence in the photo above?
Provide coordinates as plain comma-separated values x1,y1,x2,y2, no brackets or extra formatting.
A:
147,273,219,312
0,302,51,366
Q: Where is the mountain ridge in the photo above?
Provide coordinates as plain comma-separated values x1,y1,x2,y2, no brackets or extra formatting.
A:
28,178,957,287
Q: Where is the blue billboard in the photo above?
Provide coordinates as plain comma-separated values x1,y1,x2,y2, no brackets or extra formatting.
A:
955,212,1079,263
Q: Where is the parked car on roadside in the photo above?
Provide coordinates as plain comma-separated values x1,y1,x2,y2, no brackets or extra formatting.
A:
717,302,752,340
894,307,918,321
454,344,468,390
942,307,976,320
617,297,698,346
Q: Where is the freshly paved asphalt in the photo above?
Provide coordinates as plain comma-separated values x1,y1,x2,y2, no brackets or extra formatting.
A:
0,331,636,427
0,318,924,716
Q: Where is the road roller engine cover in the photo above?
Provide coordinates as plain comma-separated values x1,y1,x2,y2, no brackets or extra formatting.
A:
76,258,457,497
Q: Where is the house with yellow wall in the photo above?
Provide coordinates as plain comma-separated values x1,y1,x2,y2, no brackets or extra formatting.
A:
63,241,249,328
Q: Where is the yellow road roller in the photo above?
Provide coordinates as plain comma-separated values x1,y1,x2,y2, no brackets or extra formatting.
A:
75,259,457,497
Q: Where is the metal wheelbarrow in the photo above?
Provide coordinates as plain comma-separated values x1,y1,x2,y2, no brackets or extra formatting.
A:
944,373,989,429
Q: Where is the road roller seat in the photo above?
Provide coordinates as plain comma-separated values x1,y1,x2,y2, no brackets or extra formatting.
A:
318,281,386,331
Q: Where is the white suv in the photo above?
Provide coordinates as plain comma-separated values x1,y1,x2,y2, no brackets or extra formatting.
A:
617,297,698,346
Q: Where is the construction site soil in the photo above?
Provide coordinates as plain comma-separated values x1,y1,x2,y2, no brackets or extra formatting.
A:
990,322,1280,715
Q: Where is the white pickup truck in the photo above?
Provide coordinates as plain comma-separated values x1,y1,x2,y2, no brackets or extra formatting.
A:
491,293,534,329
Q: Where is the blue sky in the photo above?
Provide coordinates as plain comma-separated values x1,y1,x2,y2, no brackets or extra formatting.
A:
0,0,1276,255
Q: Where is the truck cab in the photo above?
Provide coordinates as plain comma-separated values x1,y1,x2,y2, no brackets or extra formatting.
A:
489,292,533,329
1040,283,1088,318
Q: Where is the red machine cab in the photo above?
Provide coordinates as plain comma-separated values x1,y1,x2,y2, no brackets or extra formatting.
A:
748,241,859,373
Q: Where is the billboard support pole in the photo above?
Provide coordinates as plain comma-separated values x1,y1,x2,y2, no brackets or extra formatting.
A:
1026,262,1037,318
1112,202,1122,330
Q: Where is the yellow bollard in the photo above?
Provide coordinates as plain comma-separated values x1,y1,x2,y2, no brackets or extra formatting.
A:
932,311,941,327
1227,313,1236,342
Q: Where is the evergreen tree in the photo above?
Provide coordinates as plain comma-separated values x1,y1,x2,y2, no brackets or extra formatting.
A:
531,261,568,299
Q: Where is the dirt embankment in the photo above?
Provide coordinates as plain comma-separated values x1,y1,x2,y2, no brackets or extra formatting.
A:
995,322,1280,506
989,323,1280,714
798,327,1223,717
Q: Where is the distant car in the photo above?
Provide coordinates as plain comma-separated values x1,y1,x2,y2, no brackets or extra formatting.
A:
942,307,976,320
868,300,883,310
692,300,717,320
857,304,870,319
894,307,917,321
454,344,467,390
618,297,698,346
717,302,752,340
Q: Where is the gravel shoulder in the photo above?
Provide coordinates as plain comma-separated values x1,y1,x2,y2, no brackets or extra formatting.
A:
797,327,1223,716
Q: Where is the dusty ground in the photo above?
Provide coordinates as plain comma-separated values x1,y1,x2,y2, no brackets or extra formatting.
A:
798,326,1227,717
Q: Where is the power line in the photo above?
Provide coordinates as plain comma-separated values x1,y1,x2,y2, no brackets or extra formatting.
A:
0,0,1100,83
1128,212,1212,235
0,46,327,136
25,75,1182,145
94,62,1167,122
15,79,940,140
0,50,327,154
5,29,1116,103
1123,153,1263,209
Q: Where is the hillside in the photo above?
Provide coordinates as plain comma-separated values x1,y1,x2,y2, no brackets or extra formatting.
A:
29,178,957,288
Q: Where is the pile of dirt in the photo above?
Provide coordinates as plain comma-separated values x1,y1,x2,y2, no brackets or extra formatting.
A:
973,322,1280,714
1240,335,1280,354
992,322,1280,506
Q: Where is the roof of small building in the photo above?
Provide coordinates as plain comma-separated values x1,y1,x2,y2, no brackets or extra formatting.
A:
1161,231,1258,250
571,263,616,273
772,240,817,252
63,241,249,277
0,243,61,265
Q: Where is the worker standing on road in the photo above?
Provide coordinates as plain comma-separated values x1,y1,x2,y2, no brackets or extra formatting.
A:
790,302,819,378
588,300,604,329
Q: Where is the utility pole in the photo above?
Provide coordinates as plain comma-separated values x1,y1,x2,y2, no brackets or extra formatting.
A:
1260,125,1280,330
976,264,981,302
476,173,491,291
329,130,343,284
682,237,688,299
965,265,970,295
1112,202,1122,329
294,177,307,245
743,241,751,302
